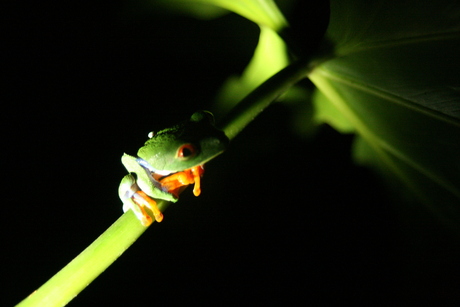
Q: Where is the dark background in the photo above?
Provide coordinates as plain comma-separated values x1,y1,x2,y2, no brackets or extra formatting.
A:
3,1,460,305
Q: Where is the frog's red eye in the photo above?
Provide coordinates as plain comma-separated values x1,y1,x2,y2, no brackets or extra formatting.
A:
177,144,197,160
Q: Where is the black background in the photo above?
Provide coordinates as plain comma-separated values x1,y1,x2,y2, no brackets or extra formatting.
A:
3,1,460,305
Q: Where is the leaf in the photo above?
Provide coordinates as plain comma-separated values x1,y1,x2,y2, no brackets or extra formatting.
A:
312,88,354,134
214,25,289,114
155,0,288,31
153,0,229,20
309,0,460,227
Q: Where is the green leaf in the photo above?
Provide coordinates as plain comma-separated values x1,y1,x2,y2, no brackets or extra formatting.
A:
312,88,355,134
214,25,289,114
153,0,229,20
309,0,460,226
155,0,288,31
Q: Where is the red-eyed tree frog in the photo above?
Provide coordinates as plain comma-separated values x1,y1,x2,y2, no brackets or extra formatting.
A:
118,111,229,226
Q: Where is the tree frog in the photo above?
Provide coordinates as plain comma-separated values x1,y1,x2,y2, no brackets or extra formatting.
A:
118,111,229,226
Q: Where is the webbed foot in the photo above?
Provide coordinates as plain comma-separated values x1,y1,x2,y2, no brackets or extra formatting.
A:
119,173,163,226
160,165,204,197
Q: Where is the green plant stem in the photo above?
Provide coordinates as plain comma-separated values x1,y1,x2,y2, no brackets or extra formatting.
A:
219,57,314,140
15,201,168,307
15,56,317,307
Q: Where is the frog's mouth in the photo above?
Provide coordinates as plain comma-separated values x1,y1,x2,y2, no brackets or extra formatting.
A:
136,158,172,176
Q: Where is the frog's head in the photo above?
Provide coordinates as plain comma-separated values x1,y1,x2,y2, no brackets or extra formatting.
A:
137,111,229,174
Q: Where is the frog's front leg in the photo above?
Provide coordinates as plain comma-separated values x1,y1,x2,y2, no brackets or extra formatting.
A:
160,165,205,197
118,173,163,226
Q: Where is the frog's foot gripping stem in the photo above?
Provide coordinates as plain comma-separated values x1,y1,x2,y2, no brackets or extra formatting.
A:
119,174,163,226
132,191,164,224
160,165,204,197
